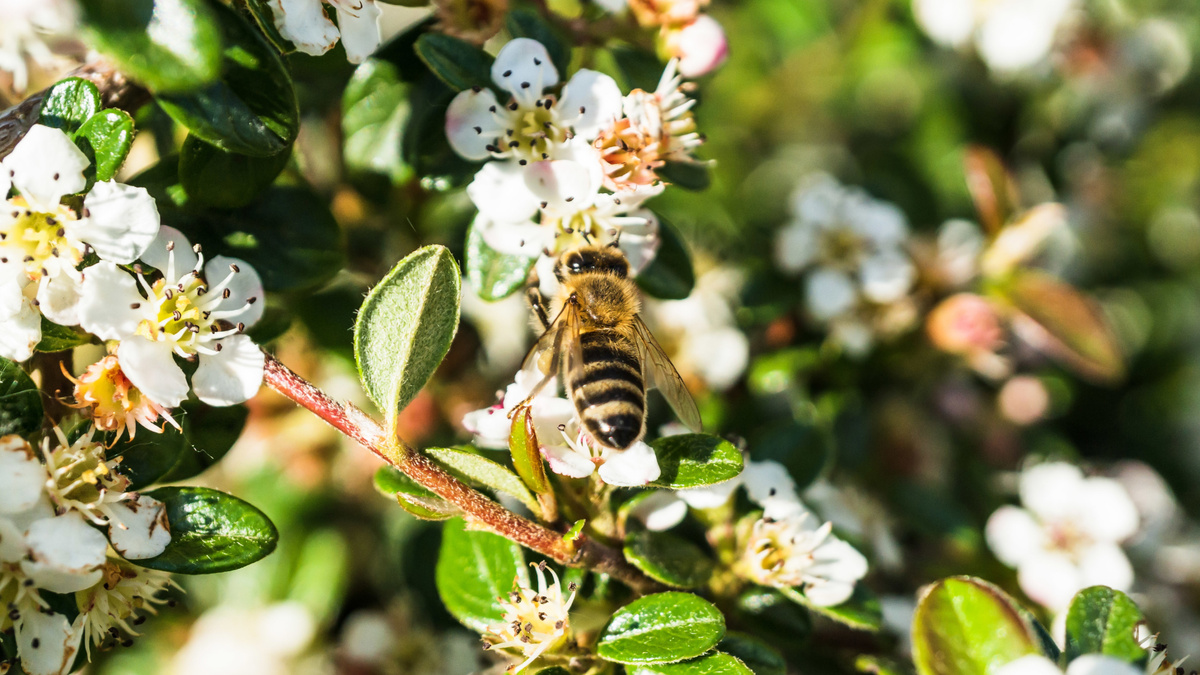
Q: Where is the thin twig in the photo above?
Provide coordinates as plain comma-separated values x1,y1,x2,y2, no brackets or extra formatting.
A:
262,353,662,595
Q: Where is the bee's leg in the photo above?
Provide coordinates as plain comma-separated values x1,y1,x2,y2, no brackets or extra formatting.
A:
526,268,552,331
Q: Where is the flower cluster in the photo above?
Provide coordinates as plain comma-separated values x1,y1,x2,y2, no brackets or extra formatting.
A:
0,430,174,675
446,39,707,290
0,0,77,93
774,173,918,356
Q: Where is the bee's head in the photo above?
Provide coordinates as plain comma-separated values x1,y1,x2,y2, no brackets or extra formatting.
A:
555,245,629,281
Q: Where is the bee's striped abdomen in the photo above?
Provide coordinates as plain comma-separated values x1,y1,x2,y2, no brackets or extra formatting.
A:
570,329,646,450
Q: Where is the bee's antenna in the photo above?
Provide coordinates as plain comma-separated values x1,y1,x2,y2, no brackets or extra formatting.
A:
580,230,593,244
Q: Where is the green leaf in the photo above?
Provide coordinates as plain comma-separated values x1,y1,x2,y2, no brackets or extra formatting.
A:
623,529,714,589
156,1,299,156
648,434,743,489
912,577,1041,675
509,405,550,494
137,486,278,574
374,466,459,520
156,401,250,484
733,588,812,641
0,358,42,437
76,109,136,182
637,217,695,300
238,0,296,53
465,219,536,301
597,592,726,664
628,653,753,675
414,33,495,92
505,9,570,76
79,0,222,93
1064,586,1146,665
719,633,787,675
106,424,187,491
37,78,100,135
435,518,525,633
610,44,665,91
35,317,93,352
425,446,540,515
658,161,711,192
179,134,290,208
354,246,461,424
781,585,882,632
342,59,412,183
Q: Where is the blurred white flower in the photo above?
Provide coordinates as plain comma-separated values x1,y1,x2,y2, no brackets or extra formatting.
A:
649,266,748,391
994,654,1141,675
986,461,1139,612
459,280,533,375
78,226,266,408
0,124,161,362
912,0,1077,73
265,0,381,63
172,602,317,675
662,16,729,78
0,0,76,92
484,562,576,673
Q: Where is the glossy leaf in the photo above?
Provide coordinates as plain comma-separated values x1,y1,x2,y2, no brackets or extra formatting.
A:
659,161,711,192
597,592,726,664
374,466,459,520
510,407,550,493
342,59,412,183
637,217,695,300
155,402,250,484
719,633,787,675
628,653,753,675
426,446,540,514
781,585,882,632
1064,586,1146,665
35,317,93,352
137,487,278,574
912,577,1041,675
610,44,664,92
465,219,536,301
76,109,136,182
238,0,296,53
37,78,100,135
156,1,299,156
0,358,42,437
414,33,495,92
649,433,744,489
623,529,714,589
435,518,525,633
179,134,289,208
354,246,461,423
79,0,222,93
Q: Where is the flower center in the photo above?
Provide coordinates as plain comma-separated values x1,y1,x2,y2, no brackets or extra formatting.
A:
45,433,123,508
506,100,569,164
819,228,867,269
0,197,83,279
66,355,174,443
485,563,577,672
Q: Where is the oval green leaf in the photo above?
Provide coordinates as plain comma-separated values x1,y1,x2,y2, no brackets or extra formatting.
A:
649,434,743,489
628,653,753,675
76,109,136,182
719,633,786,675
342,59,412,184
658,161,711,192
1064,586,1146,665
912,577,1041,675
637,216,695,300
425,446,539,515
465,219,536,301
179,134,290,208
354,245,461,424
37,77,100,135
0,358,42,437
374,466,459,520
435,517,525,633
780,585,882,632
136,486,278,574
414,33,495,92
155,401,250,484
80,0,222,93
623,529,714,589
36,317,94,352
597,592,726,665
156,1,299,156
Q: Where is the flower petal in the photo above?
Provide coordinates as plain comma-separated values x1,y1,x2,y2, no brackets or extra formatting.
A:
16,610,85,675
462,405,511,450
859,249,915,304
666,16,729,78
994,655,1063,675
810,537,869,583
76,181,162,264
677,475,742,509
806,267,858,322
1019,462,1084,523
801,578,856,607
1077,542,1133,592
1075,477,1139,543
491,38,558,106
525,159,597,210
467,161,541,224
193,334,264,406
118,338,189,408
77,261,149,341
557,70,623,139
204,255,265,328
333,0,381,64
630,491,689,531
107,494,171,560
478,218,555,258
138,225,198,278
597,441,660,486
0,435,47,515
1017,550,1080,611
35,268,82,326
985,505,1045,568
0,295,42,362
743,460,799,506
445,88,507,161
2,125,89,212
542,442,595,479
1065,654,1143,675
775,221,818,274
22,512,107,593
266,0,339,57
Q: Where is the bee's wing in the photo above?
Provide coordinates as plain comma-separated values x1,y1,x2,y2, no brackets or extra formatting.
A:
631,316,702,433
518,300,584,401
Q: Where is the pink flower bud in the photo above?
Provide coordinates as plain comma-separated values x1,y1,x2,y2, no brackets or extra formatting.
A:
926,293,1004,356
663,15,729,78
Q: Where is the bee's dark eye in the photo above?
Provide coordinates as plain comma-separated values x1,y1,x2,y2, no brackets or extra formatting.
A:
568,257,584,271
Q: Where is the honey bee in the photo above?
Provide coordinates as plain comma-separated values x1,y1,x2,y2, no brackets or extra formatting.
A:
514,243,702,450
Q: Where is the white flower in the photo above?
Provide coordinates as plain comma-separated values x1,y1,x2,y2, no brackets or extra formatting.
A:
0,0,77,92
633,458,803,531
171,602,317,675
0,124,162,361
64,353,180,445
776,174,914,318
445,38,622,168
986,462,1140,612
462,369,662,486
77,225,266,408
648,266,748,391
995,654,1141,675
265,0,381,63
912,0,1077,73
737,509,869,606
483,562,577,673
